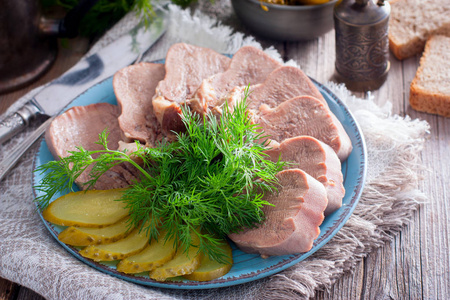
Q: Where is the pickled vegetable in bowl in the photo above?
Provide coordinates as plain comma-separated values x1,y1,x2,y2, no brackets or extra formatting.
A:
232,0,338,41
260,0,333,5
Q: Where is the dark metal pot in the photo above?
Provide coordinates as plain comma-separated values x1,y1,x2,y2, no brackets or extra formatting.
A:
231,0,338,41
0,0,98,94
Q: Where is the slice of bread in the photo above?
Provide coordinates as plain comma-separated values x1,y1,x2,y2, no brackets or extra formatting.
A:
388,0,450,60
410,35,450,117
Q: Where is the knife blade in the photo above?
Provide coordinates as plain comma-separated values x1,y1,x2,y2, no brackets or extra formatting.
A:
0,7,168,145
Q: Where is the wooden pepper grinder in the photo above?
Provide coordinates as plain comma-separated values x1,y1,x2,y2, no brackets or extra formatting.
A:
334,0,391,92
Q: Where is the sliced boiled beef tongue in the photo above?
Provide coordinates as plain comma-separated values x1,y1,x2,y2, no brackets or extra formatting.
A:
152,43,231,133
45,103,140,190
224,65,353,161
246,66,328,110
265,136,345,215
255,95,353,161
228,169,327,257
193,46,282,110
113,62,166,146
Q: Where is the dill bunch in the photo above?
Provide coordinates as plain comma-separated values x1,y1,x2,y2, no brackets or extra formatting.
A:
35,92,285,263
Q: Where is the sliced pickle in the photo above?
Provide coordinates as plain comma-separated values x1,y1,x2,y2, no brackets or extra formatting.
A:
58,217,131,246
149,232,202,281
43,189,128,227
79,226,149,261
116,229,177,274
183,239,233,282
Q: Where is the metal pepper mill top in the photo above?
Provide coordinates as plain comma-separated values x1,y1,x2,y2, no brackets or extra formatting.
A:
334,0,391,92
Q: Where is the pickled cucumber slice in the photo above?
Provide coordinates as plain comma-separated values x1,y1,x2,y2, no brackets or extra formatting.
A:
80,226,149,261
116,229,177,274
149,232,202,281
58,217,131,246
183,239,233,281
43,189,128,227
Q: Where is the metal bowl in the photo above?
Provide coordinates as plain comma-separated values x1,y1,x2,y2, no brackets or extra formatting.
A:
231,0,338,41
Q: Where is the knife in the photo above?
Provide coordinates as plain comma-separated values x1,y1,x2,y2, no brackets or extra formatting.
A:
0,8,168,182
0,7,168,145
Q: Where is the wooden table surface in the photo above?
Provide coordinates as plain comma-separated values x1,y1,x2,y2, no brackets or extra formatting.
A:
0,25,449,300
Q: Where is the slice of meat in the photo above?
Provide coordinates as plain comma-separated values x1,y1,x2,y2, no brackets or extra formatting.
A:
228,169,327,257
255,96,353,161
265,136,345,215
224,66,352,161
113,62,165,146
227,66,328,111
153,43,231,133
193,46,282,109
45,103,140,190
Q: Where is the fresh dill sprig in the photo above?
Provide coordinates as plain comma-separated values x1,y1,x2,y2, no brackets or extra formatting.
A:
34,89,285,263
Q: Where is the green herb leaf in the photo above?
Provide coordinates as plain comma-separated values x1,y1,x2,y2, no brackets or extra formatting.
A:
41,0,204,38
34,89,285,263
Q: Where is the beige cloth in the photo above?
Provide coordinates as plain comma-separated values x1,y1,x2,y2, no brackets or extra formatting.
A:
0,2,429,299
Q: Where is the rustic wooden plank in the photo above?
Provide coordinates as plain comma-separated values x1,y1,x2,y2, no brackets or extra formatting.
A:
326,261,366,299
411,112,450,300
324,243,396,300
401,47,450,300
285,38,319,78
16,287,45,300
391,53,424,300
369,55,404,113
315,30,336,84
402,55,421,116
284,30,336,97
363,243,399,299
387,47,449,300
432,117,450,299
0,277,19,300
364,53,422,300
394,216,423,299
285,30,336,83
0,277,45,300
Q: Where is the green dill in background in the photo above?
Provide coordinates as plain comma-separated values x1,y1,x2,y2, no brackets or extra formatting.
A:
34,92,285,263
170,0,199,7
40,0,201,38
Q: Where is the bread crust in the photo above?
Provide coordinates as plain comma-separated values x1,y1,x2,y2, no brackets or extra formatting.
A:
389,36,425,61
409,35,450,117
410,85,450,118
388,0,450,60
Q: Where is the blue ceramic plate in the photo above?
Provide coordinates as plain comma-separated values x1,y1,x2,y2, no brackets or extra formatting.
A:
33,73,367,290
